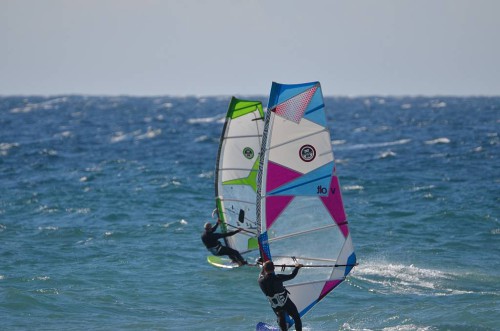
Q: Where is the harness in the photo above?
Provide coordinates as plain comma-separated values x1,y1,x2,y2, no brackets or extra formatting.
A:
266,290,288,309
208,243,222,255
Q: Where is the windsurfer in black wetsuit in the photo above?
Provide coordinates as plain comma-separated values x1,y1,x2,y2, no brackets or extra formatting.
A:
258,260,303,331
201,219,247,265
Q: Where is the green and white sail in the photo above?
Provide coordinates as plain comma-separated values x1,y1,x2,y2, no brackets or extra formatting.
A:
215,97,264,255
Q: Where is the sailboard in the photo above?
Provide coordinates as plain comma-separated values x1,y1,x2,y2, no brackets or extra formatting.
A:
256,82,356,327
209,97,264,268
207,255,240,269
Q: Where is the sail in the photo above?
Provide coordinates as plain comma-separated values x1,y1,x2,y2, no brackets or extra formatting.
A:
215,97,264,255
257,82,356,321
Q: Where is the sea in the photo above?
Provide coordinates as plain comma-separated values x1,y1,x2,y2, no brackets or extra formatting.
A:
0,94,498,331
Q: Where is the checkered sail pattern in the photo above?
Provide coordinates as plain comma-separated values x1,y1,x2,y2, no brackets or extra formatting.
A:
274,85,318,123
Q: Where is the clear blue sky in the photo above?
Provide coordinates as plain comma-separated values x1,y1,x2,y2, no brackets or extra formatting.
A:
1,0,499,96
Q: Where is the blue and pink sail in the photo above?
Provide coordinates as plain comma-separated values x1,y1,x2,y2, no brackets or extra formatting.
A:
256,82,356,325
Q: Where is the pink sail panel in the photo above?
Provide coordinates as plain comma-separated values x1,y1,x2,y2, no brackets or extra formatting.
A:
266,161,303,193
320,175,349,238
274,86,318,123
265,195,295,229
319,279,343,300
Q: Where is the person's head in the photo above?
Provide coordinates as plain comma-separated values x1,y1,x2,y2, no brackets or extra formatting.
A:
263,261,275,273
204,222,212,230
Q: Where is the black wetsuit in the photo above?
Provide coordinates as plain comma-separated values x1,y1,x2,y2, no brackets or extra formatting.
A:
201,222,245,264
258,267,302,331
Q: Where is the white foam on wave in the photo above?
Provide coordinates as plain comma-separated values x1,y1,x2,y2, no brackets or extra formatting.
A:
54,130,73,139
38,226,59,231
187,114,222,124
136,127,161,140
341,322,432,331
382,325,433,331
163,219,188,228
198,171,213,179
37,205,59,213
350,260,471,297
0,142,20,156
159,102,173,109
378,150,396,159
425,137,450,145
110,127,161,143
10,97,68,113
337,139,411,151
430,101,447,108
343,185,364,191
65,208,90,214
110,132,129,143
194,135,210,143
410,185,436,192
354,126,368,133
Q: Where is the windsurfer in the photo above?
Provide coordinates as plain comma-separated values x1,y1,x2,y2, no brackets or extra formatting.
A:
201,220,247,266
258,261,303,331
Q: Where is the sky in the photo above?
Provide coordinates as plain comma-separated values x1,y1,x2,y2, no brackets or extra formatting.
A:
1,0,500,97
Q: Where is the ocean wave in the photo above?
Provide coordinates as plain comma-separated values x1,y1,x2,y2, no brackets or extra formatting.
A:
110,127,161,143
410,185,436,192
349,261,482,297
337,139,411,151
0,142,20,156
425,137,450,145
37,226,59,231
430,101,447,108
194,135,210,143
341,322,433,331
110,132,130,143
332,139,346,145
198,171,213,179
378,150,397,159
9,97,69,113
162,219,188,228
343,185,364,191
136,127,161,140
187,114,223,124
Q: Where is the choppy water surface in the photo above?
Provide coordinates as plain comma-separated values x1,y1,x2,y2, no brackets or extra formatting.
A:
1,95,498,330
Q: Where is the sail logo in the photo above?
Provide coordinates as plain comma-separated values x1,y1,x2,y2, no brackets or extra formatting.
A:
299,144,316,162
317,185,336,195
243,147,254,159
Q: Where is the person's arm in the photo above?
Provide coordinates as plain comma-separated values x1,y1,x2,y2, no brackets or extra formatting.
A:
211,221,219,233
225,229,241,237
212,229,239,240
277,265,302,282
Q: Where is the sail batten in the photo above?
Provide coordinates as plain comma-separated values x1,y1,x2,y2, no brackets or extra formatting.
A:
268,223,339,242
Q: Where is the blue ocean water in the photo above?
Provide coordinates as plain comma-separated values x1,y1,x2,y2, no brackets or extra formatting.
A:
0,95,499,331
